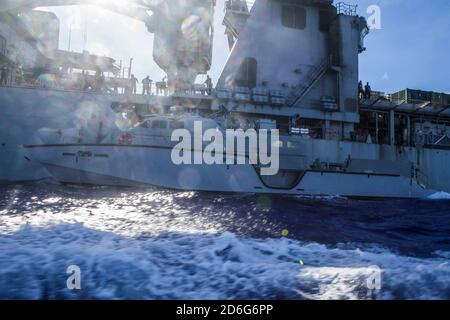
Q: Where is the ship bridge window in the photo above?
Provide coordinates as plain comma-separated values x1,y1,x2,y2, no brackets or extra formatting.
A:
281,6,306,30
234,57,257,88
151,120,168,129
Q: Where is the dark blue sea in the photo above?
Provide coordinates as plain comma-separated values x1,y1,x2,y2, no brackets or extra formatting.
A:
0,182,449,300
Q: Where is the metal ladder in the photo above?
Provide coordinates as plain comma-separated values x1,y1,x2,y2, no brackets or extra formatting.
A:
289,56,331,107
222,15,240,39
412,164,429,189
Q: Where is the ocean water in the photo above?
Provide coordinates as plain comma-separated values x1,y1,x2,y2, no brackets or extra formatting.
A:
0,182,449,300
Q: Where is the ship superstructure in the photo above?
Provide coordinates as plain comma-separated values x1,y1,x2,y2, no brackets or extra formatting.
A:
0,0,449,197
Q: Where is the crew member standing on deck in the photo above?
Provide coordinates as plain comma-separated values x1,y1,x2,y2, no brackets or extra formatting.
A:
142,76,152,95
94,69,102,91
80,70,87,91
364,82,372,100
15,66,24,86
204,75,213,95
358,81,364,100
0,67,7,85
130,74,138,94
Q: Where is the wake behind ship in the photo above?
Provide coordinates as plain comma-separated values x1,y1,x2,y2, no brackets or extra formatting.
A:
1,0,449,198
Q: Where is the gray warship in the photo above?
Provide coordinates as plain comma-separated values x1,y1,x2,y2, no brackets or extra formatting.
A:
0,0,449,198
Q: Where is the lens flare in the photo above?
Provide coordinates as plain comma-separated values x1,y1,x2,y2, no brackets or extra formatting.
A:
37,73,58,86
181,15,202,41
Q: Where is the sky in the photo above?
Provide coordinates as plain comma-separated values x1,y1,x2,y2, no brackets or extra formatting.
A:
40,0,450,93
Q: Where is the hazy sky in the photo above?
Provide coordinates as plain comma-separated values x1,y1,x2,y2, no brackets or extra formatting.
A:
41,0,450,93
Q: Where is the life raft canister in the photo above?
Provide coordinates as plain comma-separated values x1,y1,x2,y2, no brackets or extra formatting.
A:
118,132,133,145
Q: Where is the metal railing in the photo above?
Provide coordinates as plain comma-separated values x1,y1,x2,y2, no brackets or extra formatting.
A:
415,132,450,148
0,81,168,97
335,2,358,16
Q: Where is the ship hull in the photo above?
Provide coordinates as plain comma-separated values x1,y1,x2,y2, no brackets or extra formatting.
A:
0,86,116,182
22,144,435,199
1,86,449,198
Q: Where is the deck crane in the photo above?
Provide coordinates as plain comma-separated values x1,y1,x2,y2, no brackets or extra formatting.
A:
0,0,216,90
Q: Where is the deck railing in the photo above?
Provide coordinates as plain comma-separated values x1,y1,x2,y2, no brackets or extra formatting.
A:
225,0,255,12
335,2,358,16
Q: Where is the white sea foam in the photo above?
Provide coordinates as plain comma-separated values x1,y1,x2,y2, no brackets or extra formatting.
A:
1,187,449,300
427,191,450,200
0,224,449,300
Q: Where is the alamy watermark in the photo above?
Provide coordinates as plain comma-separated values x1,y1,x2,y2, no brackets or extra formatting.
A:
66,265,81,290
170,121,280,176
367,5,382,30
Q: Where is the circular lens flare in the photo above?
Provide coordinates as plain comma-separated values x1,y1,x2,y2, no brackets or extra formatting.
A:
181,15,202,41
